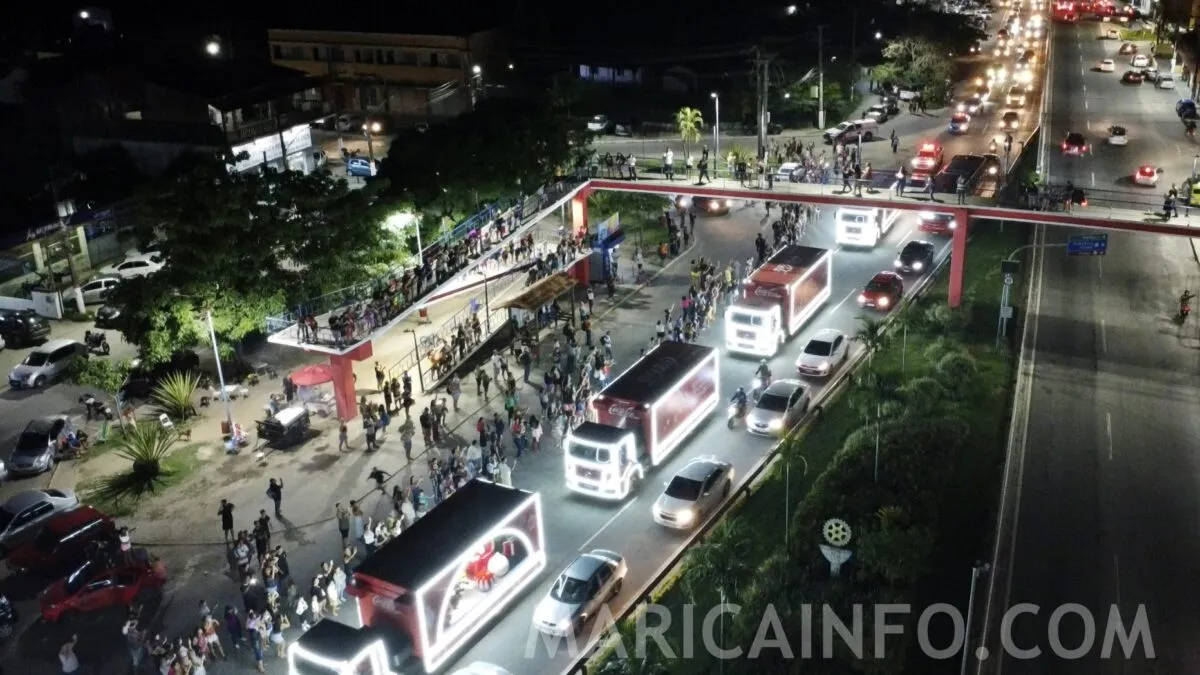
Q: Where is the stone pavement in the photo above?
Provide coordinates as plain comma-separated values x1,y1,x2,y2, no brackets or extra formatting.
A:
15,215,704,675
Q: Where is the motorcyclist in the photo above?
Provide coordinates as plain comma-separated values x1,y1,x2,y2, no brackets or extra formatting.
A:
730,387,749,410
1181,290,1195,316
754,359,772,384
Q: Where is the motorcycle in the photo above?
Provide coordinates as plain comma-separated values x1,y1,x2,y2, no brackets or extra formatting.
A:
0,594,17,639
83,330,110,356
727,400,748,429
750,375,769,403
79,393,115,421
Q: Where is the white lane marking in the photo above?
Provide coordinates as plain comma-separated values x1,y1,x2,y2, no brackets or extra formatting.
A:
831,289,858,314
579,497,639,551
1081,68,1085,75
1106,412,1113,460
1085,100,1089,110
1100,319,1107,352
1097,256,1103,277
1086,121,1091,131
1082,84,1087,92
1091,172,1096,187
1114,554,1122,606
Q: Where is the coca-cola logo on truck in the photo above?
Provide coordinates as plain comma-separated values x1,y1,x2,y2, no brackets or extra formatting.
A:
753,286,784,300
608,403,640,418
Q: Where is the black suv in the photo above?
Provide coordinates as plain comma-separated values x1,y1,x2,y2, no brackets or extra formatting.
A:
0,309,51,347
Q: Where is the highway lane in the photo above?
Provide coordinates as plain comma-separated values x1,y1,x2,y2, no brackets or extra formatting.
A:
442,205,956,674
1001,227,1199,673
1045,21,1189,194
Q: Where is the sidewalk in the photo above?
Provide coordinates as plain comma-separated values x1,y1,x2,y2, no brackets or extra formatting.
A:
20,221,707,675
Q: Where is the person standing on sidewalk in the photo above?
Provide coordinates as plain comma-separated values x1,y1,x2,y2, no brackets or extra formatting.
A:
59,635,80,675
400,420,415,460
363,416,378,452
335,503,351,549
890,130,899,154
419,408,433,445
266,479,284,517
338,423,349,452
219,499,235,543
374,362,386,391
520,348,533,385
447,374,462,411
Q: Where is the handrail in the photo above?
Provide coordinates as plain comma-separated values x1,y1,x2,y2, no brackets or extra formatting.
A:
561,247,956,675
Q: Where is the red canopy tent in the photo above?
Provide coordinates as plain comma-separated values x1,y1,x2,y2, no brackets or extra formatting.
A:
290,364,335,388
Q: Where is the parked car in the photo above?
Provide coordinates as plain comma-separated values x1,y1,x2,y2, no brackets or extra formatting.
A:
795,329,849,377
651,457,734,529
5,505,115,576
93,304,123,329
0,489,79,548
1158,74,1176,89
9,415,75,476
746,379,810,436
9,339,87,389
99,254,163,280
0,308,51,347
61,276,120,306
1131,54,1151,68
863,104,890,122
532,549,627,636
587,115,612,133
39,552,167,622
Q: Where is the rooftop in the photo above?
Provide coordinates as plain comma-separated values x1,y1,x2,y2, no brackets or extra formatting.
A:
598,342,716,405
271,1,512,36
354,480,534,589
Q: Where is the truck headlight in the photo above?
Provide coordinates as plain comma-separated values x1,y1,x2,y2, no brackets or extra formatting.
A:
948,221,957,229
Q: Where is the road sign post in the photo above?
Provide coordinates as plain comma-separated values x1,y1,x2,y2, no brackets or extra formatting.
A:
996,260,1020,348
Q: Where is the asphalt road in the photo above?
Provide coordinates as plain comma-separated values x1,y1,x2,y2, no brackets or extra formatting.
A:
1044,20,1189,197
998,19,1199,674
442,200,956,675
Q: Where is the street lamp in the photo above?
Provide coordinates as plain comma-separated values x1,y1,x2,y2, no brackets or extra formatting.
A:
205,310,236,443
786,4,798,14
960,562,992,675
385,212,423,257
204,39,222,57
710,92,720,177
507,63,514,70
875,31,883,40
363,121,382,161
79,10,90,19
472,64,482,75
818,25,827,129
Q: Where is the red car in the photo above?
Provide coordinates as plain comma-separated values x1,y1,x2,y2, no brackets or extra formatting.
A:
6,505,114,577
918,211,958,235
858,272,905,311
40,552,166,622
910,142,944,173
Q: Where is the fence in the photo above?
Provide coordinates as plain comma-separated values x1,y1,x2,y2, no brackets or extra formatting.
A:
263,176,586,337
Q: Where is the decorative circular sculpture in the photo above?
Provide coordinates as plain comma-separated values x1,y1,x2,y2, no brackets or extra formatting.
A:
823,518,853,547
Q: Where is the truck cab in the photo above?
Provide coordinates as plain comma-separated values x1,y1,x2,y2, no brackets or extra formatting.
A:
835,207,899,248
564,422,644,500
724,298,784,356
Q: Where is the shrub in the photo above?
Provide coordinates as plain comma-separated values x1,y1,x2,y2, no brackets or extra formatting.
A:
934,351,980,400
152,371,200,420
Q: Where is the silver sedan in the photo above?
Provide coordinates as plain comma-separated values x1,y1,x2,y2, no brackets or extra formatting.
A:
746,379,811,436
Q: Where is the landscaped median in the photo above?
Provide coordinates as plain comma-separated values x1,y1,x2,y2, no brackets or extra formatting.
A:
587,223,1030,675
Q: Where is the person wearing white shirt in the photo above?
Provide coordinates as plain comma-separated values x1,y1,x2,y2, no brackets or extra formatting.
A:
626,154,638,180
497,458,513,487
60,636,80,674
664,149,675,180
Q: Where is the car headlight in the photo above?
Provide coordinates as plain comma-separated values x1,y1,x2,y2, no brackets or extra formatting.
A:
913,262,925,271
817,362,830,372
893,259,902,268
557,618,573,631
858,294,868,304
35,455,49,467
768,419,783,431
879,297,891,308
676,509,695,526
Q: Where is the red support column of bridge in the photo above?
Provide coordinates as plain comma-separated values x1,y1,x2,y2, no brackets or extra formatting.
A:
327,342,373,421
948,208,970,308
569,187,592,285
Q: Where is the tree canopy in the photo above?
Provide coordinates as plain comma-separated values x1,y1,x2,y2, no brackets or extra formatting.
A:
375,95,590,226
110,154,399,364
872,36,958,104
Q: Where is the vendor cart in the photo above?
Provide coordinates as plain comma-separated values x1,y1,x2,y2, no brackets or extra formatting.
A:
256,406,311,448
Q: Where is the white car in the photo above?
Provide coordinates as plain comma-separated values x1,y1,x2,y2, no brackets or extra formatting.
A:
1099,59,1115,72
0,489,79,546
746,379,811,436
334,114,363,132
1107,125,1128,146
652,457,734,529
1158,75,1176,89
99,254,163,279
1131,54,1151,68
775,162,802,182
1133,165,1159,186
61,276,120,306
532,549,627,636
587,115,611,133
796,329,850,377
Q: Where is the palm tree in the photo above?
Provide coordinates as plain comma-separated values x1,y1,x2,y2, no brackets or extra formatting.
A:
84,423,181,508
851,371,897,483
680,519,751,604
853,316,891,369
876,505,908,529
674,107,705,166
152,371,200,421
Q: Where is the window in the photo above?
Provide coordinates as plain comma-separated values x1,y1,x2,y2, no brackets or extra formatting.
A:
396,51,417,65
442,52,462,69
328,47,345,62
375,49,385,64
360,49,375,64
272,45,283,59
286,46,305,60
383,50,395,65
312,47,321,60
429,53,439,67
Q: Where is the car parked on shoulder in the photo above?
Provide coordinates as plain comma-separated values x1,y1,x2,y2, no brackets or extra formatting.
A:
1133,164,1160,187
9,415,75,476
9,339,87,389
1121,70,1144,84
6,505,115,577
0,308,51,348
652,457,734,529
532,549,627,636
0,489,78,548
99,254,163,280
61,276,120,306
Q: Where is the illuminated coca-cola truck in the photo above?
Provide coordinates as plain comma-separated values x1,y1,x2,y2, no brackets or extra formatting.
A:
287,480,546,675
564,342,719,500
724,245,832,357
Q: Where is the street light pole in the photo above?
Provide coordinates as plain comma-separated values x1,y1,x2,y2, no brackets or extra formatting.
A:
404,329,427,393
960,562,992,675
818,25,826,130
710,92,720,177
206,310,235,438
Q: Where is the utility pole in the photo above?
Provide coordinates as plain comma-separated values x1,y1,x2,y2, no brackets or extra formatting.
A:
754,47,771,161
817,26,826,130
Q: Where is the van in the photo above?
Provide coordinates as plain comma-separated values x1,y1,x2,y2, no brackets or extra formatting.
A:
822,119,880,145
8,339,87,389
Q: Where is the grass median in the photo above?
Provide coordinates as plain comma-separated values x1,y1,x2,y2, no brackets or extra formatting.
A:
591,222,1030,675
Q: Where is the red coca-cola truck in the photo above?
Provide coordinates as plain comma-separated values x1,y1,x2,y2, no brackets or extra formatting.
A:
724,245,833,357
563,342,720,500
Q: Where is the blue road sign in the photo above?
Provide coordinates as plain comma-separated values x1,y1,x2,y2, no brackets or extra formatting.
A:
1067,234,1108,256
